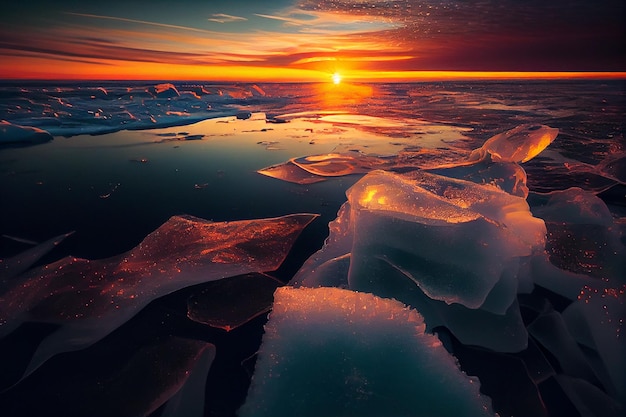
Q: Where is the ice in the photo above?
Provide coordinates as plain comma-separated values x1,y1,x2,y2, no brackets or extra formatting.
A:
0,83,273,137
427,160,530,197
468,124,559,163
239,286,496,417
0,120,53,146
186,272,282,332
562,284,626,403
0,335,215,417
149,83,180,98
159,341,216,417
292,169,547,351
560,152,626,186
257,124,557,194
347,170,543,306
0,213,317,380
528,281,626,416
0,231,73,283
555,375,623,417
531,187,625,283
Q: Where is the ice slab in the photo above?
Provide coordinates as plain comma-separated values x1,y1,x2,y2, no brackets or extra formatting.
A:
0,336,214,417
562,284,626,403
186,272,282,332
0,120,53,146
0,213,317,379
292,169,547,351
532,187,625,282
468,124,559,163
239,286,495,417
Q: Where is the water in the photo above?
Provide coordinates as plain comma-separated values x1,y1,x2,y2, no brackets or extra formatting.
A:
0,80,624,416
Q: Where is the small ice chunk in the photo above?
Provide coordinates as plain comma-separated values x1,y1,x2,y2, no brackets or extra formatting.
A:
468,124,559,163
257,161,328,184
239,286,496,417
533,187,614,227
149,83,180,98
91,87,108,99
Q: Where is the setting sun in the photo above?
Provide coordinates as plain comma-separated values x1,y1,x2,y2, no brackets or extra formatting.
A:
332,72,342,85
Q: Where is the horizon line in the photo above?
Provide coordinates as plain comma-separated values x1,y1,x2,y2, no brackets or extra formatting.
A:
1,70,625,83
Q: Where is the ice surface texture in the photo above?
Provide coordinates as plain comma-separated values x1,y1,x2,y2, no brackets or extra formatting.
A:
240,286,496,417
0,213,317,380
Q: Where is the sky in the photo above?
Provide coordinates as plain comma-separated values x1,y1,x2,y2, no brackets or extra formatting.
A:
0,0,624,81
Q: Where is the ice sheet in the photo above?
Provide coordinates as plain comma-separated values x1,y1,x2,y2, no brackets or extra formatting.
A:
0,213,317,379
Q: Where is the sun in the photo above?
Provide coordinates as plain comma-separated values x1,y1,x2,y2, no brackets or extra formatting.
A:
332,72,342,85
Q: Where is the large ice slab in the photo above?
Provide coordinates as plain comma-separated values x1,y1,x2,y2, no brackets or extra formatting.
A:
292,169,546,351
0,213,317,380
240,286,496,417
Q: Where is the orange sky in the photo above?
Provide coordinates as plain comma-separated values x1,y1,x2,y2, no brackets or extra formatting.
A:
1,1,624,81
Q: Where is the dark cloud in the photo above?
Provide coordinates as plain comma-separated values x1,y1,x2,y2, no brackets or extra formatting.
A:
297,0,625,71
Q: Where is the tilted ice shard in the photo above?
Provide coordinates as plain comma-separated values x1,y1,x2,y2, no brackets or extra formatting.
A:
468,124,559,163
159,340,216,417
0,231,74,284
239,286,496,417
1,335,215,417
0,213,318,379
563,284,626,404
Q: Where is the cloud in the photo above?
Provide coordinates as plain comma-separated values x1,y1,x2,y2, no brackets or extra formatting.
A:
254,13,306,26
208,13,248,24
65,12,217,34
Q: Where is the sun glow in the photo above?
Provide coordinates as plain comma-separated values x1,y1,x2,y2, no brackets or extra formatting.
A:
332,72,342,85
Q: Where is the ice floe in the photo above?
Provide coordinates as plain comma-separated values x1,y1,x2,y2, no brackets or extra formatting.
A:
240,286,496,417
0,213,317,381
0,120,53,146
